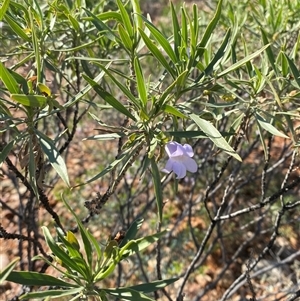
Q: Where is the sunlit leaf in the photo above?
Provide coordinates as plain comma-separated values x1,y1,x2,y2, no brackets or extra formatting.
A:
20,288,83,300
6,270,77,287
11,94,47,107
255,113,289,138
83,74,136,121
217,44,270,77
190,114,242,161
124,278,179,293
35,130,70,187
0,257,19,284
103,287,155,301
0,62,22,94
0,0,10,20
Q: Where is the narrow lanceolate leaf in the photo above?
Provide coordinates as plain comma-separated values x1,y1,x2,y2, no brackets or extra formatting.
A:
120,230,167,259
4,14,31,41
61,194,93,270
138,28,176,78
83,74,136,121
196,0,223,58
254,113,289,138
41,226,86,276
94,62,142,109
0,140,15,164
117,0,133,38
118,23,133,50
103,287,155,301
195,28,231,82
35,130,70,187
284,53,300,89
190,114,242,161
171,2,181,59
217,44,270,78
84,9,118,42
150,158,163,221
130,0,143,30
163,104,187,119
260,27,277,74
6,271,77,288
0,62,22,94
0,257,19,284
11,94,48,108
20,288,83,300
0,0,10,20
64,63,110,108
119,218,144,248
142,17,177,64
125,278,179,293
134,57,147,105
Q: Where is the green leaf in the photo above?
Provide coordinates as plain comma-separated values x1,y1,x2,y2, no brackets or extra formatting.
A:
166,131,206,138
130,0,143,30
20,287,83,300
284,53,300,89
0,62,22,94
93,62,142,109
150,157,163,221
117,0,133,38
86,228,102,263
195,28,231,82
84,9,118,42
196,0,223,58
102,288,154,301
29,8,42,82
0,257,19,284
134,57,147,105
83,74,136,121
120,231,167,259
163,104,187,119
254,113,289,139
119,218,144,248
11,94,48,108
143,18,177,64
217,44,270,77
118,23,133,50
103,287,155,301
138,28,175,78
190,114,242,161
35,130,70,187
0,0,10,20
84,133,124,141
125,278,179,293
68,14,80,32
170,2,181,59
260,27,277,74
6,271,77,287
4,14,31,41
0,139,16,164
42,226,87,276
64,63,110,108
61,195,94,271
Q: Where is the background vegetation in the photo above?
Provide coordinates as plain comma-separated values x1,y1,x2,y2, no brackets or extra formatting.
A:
1,0,300,300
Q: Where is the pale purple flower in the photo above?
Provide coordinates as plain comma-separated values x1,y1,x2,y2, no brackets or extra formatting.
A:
162,141,198,179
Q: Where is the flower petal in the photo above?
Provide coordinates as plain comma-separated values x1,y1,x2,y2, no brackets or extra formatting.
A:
162,159,174,173
165,141,184,157
182,157,198,173
172,161,187,179
183,144,194,157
